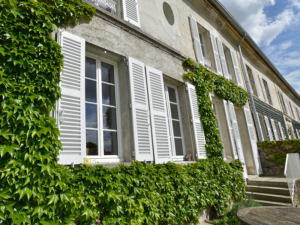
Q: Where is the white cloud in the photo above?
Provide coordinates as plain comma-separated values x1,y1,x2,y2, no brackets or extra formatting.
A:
284,70,300,93
289,0,300,9
219,0,298,46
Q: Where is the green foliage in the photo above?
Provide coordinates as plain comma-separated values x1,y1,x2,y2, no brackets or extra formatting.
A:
266,152,286,164
0,2,246,224
257,140,277,148
182,58,249,160
213,196,261,225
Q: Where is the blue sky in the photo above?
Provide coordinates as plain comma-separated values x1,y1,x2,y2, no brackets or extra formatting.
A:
219,0,300,94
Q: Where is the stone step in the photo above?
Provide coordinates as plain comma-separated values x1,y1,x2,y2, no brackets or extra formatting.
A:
247,179,288,188
246,185,290,196
246,192,292,204
254,199,293,207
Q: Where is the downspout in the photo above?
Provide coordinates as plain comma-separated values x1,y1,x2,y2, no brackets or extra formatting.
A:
237,34,264,142
238,34,263,175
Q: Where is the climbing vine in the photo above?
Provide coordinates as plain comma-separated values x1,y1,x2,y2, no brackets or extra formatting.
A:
0,1,246,224
182,58,249,160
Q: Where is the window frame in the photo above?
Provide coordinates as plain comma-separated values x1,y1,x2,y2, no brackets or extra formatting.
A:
262,79,272,105
164,83,186,160
288,101,295,119
85,53,123,163
278,91,287,114
199,32,207,58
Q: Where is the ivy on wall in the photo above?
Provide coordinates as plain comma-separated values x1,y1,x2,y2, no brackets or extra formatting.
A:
0,1,246,224
182,58,249,160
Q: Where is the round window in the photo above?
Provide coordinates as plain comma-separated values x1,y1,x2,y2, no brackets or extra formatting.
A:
163,2,174,26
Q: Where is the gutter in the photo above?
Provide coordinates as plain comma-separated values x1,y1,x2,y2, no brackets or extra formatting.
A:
204,0,300,102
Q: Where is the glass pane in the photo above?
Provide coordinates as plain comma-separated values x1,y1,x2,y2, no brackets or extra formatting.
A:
168,87,177,103
102,106,117,130
174,138,183,156
86,104,98,128
86,130,98,156
103,131,118,155
170,104,179,120
172,120,181,137
102,83,116,106
101,62,114,84
86,57,96,79
85,79,97,103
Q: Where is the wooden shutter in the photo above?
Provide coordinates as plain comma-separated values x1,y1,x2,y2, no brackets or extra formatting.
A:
128,57,154,161
270,119,279,141
230,49,242,86
122,0,140,27
216,38,229,79
256,113,264,141
264,116,273,140
266,81,274,106
146,66,172,164
209,32,222,75
190,15,204,65
278,122,285,140
258,76,269,104
187,83,206,159
244,108,262,175
57,30,86,165
228,102,247,178
223,100,238,159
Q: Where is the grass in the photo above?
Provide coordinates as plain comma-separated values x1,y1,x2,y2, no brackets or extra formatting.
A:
212,197,261,225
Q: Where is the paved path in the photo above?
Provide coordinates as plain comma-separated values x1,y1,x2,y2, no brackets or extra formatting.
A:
237,206,300,224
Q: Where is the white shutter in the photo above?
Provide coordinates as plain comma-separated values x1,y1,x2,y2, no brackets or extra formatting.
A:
278,122,285,140
294,106,300,121
252,70,261,98
230,49,242,86
244,108,262,175
297,130,300,139
223,100,238,159
266,81,274,106
122,0,140,27
145,66,172,164
187,83,207,159
190,15,204,65
283,95,290,116
258,76,269,104
128,57,154,161
210,32,222,75
256,113,264,141
57,30,86,165
264,116,273,140
216,38,229,79
228,102,247,178
270,119,279,141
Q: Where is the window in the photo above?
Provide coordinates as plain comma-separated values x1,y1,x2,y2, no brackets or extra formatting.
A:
246,66,258,97
87,0,140,27
199,33,206,58
258,114,269,140
274,121,282,140
85,57,121,158
296,107,300,121
223,46,233,79
263,79,273,105
288,101,295,119
165,84,185,158
278,91,287,114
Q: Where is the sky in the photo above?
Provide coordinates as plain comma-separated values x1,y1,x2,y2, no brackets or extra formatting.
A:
219,0,300,94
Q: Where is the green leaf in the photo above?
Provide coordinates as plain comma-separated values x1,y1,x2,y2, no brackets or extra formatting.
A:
47,194,59,205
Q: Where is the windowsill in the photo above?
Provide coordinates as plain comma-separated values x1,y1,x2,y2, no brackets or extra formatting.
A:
204,57,211,68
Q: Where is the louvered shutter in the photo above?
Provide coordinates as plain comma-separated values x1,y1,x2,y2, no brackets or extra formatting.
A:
187,83,206,159
252,70,261,98
146,66,172,164
190,15,204,65
216,38,229,79
122,0,140,27
128,57,154,161
258,76,269,104
210,32,222,75
256,113,264,141
223,100,238,159
230,49,242,86
57,30,86,165
244,108,262,175
228,102,247,178
266,81,274,106
264,116,273,140
283,95,290,116
270,119,279,141
278,122,285,140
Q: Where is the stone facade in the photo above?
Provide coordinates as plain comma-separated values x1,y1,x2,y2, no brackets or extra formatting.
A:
258,141,300,176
